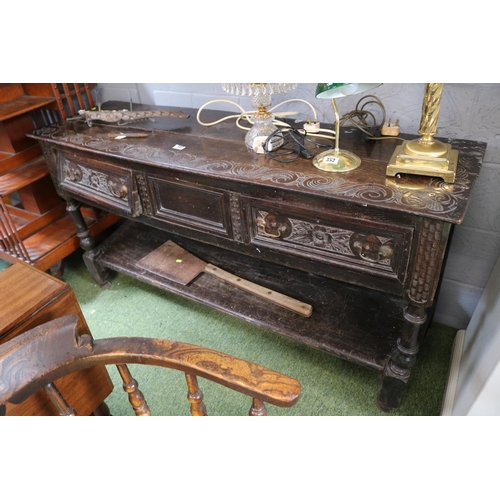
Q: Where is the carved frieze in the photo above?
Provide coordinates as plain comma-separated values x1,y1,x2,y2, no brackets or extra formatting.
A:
34,125,485,221
256,210,394,267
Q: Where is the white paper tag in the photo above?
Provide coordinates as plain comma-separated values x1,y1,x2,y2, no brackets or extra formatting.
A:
323,156,339,165
173,144,185,150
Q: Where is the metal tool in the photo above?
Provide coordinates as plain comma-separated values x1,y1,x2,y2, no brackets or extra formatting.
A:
136,240,313,317
108,132,152,140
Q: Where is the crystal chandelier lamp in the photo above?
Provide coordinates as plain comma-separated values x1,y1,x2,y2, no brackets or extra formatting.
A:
222,83,297,150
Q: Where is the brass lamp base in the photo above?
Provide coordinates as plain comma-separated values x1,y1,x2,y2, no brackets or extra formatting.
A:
312,149,361,172
386,140,458,183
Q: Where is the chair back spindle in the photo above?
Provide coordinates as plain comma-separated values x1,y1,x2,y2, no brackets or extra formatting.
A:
185,373,207,416
116,364,151,416
44,382,77,416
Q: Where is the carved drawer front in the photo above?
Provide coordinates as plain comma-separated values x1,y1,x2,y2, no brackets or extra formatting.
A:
245,199,414,285
146,175,232,238
58,151,141,216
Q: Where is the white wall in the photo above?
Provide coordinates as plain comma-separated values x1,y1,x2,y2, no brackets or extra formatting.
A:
446,252,500,415
96,83,500,329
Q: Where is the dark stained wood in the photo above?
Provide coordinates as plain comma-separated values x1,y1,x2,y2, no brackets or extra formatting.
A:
0,263,113,416
98,221,406,371
29,102,487,411
0,314,301,415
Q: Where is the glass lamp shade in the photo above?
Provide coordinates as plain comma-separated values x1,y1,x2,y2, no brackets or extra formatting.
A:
312,83,381,172
315,83,382,99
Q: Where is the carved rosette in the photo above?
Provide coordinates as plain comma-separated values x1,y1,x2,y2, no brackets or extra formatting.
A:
62,162,82,182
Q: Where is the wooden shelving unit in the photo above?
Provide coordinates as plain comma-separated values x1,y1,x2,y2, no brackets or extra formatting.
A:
0,83,120,275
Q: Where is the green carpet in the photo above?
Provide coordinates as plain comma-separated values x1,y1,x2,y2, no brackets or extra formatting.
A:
0,254,456,416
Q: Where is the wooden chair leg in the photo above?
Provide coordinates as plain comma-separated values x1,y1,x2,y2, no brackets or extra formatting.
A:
249,399,267,416
49,260,65,279
91,402,111,416
185,373,207,416
116,364,151,416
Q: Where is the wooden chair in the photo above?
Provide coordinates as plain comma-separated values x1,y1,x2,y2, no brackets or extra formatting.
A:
0,314,301,416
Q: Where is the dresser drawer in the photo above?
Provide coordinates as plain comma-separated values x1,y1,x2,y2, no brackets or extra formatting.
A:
146,175,232,238
244,198,414,286
58,151,141,216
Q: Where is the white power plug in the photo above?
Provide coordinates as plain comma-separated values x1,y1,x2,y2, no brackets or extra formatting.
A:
303,120,320,133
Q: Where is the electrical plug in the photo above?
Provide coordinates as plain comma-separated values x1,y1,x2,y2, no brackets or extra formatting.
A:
381,119,400,136
303,120,320,133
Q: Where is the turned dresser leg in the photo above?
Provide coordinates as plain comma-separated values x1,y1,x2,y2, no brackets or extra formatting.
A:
377,304,427,412
66,198,110,287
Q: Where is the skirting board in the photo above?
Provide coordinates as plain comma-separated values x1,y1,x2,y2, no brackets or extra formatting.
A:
441,329,466,416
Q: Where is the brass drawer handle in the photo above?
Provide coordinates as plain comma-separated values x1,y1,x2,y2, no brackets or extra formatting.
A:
351,234,394,262
256,214,292,239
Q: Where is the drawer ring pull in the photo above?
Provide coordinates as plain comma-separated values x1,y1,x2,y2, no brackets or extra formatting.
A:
256,217,282,238
256,215,292,239
351,234,394,262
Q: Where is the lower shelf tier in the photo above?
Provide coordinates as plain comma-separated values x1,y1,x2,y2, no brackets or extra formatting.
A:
96,220,409,372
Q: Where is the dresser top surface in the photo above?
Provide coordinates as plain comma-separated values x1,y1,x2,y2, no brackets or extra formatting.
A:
29,102,487,224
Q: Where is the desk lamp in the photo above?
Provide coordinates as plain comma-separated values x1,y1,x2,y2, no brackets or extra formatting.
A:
222,83,297,150
312,83,381,172
386,83,458,182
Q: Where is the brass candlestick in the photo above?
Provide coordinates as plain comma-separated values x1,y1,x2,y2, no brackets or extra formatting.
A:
386,83,458,182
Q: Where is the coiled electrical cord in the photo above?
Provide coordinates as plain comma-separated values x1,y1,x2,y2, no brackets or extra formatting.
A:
264,127,333,163
197,94,403,164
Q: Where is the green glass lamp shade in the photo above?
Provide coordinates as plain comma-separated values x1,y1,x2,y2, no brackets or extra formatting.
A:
312,83,382,173
315,83,381,99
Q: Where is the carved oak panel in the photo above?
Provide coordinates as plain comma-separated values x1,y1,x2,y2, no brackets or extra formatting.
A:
244,197,414,287
147,175,232,238
58,151,141,216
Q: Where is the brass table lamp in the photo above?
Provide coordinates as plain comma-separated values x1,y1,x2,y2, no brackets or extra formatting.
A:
386,83,458,182
312,83,381,172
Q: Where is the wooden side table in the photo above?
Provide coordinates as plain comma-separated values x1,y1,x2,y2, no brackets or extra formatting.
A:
0,262,113,415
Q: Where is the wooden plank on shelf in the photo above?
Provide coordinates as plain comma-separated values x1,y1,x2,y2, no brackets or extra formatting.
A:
0,156,49,195
0,95,56,122
0,144,42,175
23,212,120,271
0,84,24,104
9,203,67,239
